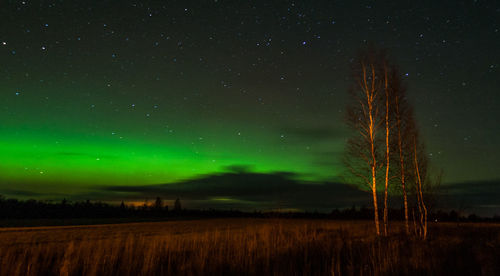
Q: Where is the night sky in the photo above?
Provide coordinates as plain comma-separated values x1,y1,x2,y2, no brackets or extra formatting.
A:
1,1,499,213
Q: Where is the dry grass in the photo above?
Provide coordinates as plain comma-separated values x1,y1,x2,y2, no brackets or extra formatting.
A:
0,218,499,275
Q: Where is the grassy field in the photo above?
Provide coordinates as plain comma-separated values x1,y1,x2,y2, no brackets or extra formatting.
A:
0,218,499,275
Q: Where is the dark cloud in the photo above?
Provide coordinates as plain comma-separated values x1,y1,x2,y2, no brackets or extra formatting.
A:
0,188,71,199
100,171,370,211
441,181,500,196
4,173,499,216
435,180,500,216
0,189,44,197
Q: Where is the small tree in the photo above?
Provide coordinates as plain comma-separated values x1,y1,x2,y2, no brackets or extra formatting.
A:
403,107,433,239
141,199,149,211
409,123,429,239
174,198,182,212
154,197,163,211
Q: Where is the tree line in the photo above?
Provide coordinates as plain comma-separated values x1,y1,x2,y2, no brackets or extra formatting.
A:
0,195,493,224
0,196,182,220
344,46,441,239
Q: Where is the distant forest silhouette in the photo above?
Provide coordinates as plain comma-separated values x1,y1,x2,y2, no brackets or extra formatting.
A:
0,195,496,224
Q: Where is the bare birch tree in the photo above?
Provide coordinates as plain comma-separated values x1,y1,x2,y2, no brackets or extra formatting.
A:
390,67,411,235
345,49,385,236
411,127,429,239
404,109,430,239
344,46,434,237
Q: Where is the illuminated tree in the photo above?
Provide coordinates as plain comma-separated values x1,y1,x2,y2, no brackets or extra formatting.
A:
391,83,437,239
390,65,411,234
154,197,163,211
345,48,386,236
174,198,182,212
396,96,434,239
407,119,429,239
345,46,434,237
382,62,392,236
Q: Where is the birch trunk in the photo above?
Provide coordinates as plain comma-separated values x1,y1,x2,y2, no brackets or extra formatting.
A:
395,94,409,235
414,137,428,239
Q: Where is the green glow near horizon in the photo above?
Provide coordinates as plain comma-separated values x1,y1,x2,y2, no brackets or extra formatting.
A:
0,123,340,195
0,78,346,199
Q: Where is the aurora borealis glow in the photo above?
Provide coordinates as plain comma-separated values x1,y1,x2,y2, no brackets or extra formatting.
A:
1,1,499,212
1,77,346,198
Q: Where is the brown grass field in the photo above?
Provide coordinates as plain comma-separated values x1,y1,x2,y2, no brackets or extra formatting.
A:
0,218,499,275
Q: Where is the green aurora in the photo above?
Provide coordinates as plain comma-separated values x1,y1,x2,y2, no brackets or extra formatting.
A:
0,82,344,197
0,126,338,187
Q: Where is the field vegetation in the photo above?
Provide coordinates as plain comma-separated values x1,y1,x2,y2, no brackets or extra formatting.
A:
0,218,499,275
